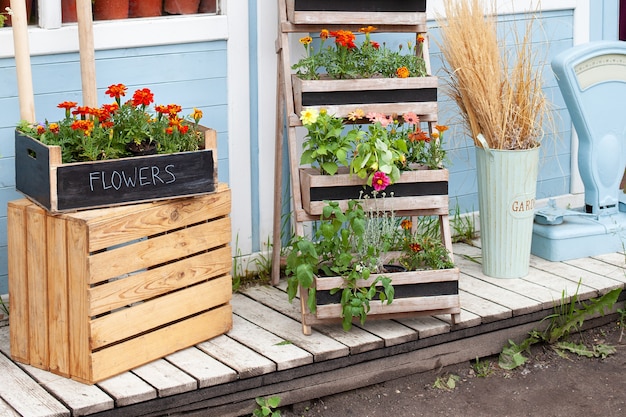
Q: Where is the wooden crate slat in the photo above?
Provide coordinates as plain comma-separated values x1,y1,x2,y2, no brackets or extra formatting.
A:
25,204,48,369
315,295,461,319
90,275,232,349
7,200,30,364
83,186,231,252
315,268,460,291
46,214,70,377
89,246,232,315
89,305,232,384
88,216,231,284
305,196,449,217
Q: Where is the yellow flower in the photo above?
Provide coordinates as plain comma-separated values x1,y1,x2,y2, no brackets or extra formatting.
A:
300,109,319,125
299,36,313,45
347,108,365,121
191,107,203,122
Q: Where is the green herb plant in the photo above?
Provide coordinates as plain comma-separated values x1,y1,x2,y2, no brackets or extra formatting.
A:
499,284,622,370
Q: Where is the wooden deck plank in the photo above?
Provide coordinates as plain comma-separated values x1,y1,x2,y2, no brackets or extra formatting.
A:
0,398,20,417
355,320,417,346
131,359,197,398
457,290,512,323
435,308,482,328
228,315,313,371
20,364,114,416
593,252,626,268
564,257,626,287
242,285,385,354
531,255,623,294
394,316,450,338
231,293,350,361
97,372,158,407
0,328,71,417
197,335,277,378
165,346,238,389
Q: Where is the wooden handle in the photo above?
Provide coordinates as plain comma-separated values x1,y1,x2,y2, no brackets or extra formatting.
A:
10,0,35,122
76,0,97,107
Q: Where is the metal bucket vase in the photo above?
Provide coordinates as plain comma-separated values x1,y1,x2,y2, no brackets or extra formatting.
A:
475,144,540,278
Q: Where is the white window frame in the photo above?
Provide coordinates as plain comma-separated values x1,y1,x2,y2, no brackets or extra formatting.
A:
0,0,227,58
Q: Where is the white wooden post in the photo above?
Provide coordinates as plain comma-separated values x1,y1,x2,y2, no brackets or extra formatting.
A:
76,0,97,107
38,0,62,29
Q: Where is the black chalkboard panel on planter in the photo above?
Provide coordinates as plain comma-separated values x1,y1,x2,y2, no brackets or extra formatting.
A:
288,0,427,25
14,127,218,213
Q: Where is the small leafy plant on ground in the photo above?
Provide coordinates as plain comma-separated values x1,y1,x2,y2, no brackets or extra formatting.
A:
471,357,494,378
499,284,622,370
432,374,460,391
252,396,281,417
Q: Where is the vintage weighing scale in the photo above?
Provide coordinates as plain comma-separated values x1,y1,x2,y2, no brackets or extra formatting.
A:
531,41,626,261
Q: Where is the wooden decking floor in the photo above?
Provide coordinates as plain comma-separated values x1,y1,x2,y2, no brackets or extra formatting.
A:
0,242,624,417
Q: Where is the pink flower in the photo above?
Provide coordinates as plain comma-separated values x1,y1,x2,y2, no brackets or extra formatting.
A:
372,171,391,191
379,114,394,127
402,112,419,125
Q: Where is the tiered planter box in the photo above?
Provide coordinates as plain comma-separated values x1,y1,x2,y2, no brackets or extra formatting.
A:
287,0,427,25
292,75,438,122
14,127,218,213
307,268,460,324
7,186,233,384
300,167,449,216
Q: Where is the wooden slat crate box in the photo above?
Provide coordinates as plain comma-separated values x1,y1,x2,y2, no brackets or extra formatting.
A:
7,185,233,384
14,126,218,213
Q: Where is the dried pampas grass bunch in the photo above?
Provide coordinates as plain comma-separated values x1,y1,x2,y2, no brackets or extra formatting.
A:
437,0,549,150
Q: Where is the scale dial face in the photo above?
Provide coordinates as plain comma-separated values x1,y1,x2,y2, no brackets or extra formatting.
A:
574,54,626,90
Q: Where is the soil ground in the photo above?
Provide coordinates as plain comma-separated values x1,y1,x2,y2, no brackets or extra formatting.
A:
278,319,626,417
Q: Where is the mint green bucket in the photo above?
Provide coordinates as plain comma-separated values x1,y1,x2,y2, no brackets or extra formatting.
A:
475,144,540,278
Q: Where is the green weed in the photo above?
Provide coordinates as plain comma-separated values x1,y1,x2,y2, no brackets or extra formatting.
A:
252,396,281,417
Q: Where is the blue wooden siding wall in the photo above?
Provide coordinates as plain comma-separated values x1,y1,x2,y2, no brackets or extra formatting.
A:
0,40,229,294
428,10,576,214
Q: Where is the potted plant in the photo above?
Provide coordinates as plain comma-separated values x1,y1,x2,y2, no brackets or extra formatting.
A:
15,83,218,212
298,107,450,216
129,0,163,18
93,0,130,20
436,0,551,278
291,28,438,119
285,199,460,333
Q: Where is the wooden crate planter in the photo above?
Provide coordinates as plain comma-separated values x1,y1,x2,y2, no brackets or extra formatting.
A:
292,75,438,122
287,0,427,25
302,268,461,327
14,126,218,213
7,186,233,384
300,166,449,216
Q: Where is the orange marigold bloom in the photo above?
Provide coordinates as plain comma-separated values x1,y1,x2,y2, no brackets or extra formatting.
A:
331,30,356,49
191,107,203,122
396,66,410,78
435,125,449,132
105,83,127,99
320,29,330,39
57,101,77,110
409,243,421,252
155,104,169,114
48,123,59,133
37,125,46,135
401,219,412,230
359,26,377,34
132,88,154,107
408,130,429,142
167,104,182,116
417,34,425,43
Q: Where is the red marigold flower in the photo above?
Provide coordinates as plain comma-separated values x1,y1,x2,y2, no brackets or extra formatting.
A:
370,41,380,49
409,243,421,252
396,66,410,78
37,125,46,135
417,34,425,43
101,103,118,115
72,106,90,117
48,123,59,133
167,104,182,116
331,30,356,49
165,127,174,135
179,124,189,134
372,171,391,192
105,84,127,99
57,101,77,110
132,88,154,107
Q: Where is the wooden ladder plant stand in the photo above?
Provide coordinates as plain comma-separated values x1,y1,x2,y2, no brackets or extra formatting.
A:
272,0,461,335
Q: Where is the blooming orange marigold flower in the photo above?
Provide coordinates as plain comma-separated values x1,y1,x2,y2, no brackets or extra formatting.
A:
331,30,356,49
432,132,440,139
167,104,182,116
359,26,377,34
435,125,449,133
396,66,410,78
417,34,425,43
191,107,203,122
57,101,77,110
320,29,330,39
105,83,127,99
409,243,421,252
132,88,154,107
36,125,46,135
299,36,312,45
401,219,412,230
48,123,59,133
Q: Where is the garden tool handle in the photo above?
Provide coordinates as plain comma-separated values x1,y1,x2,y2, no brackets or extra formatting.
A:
10,0,35,122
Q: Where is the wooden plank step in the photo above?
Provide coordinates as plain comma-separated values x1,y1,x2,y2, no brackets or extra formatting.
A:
229,315,313,371
394,316,450,338
0,398,20,417
564,257,626,287
97,372,157,408
593,252,626,268
458,290,512,323
530,255,622,294
131,359,198,398
231,293,349,361
197,335,276,379
0,327,70,417
243,285,385,354
20,364,114,416
165,347,238,389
